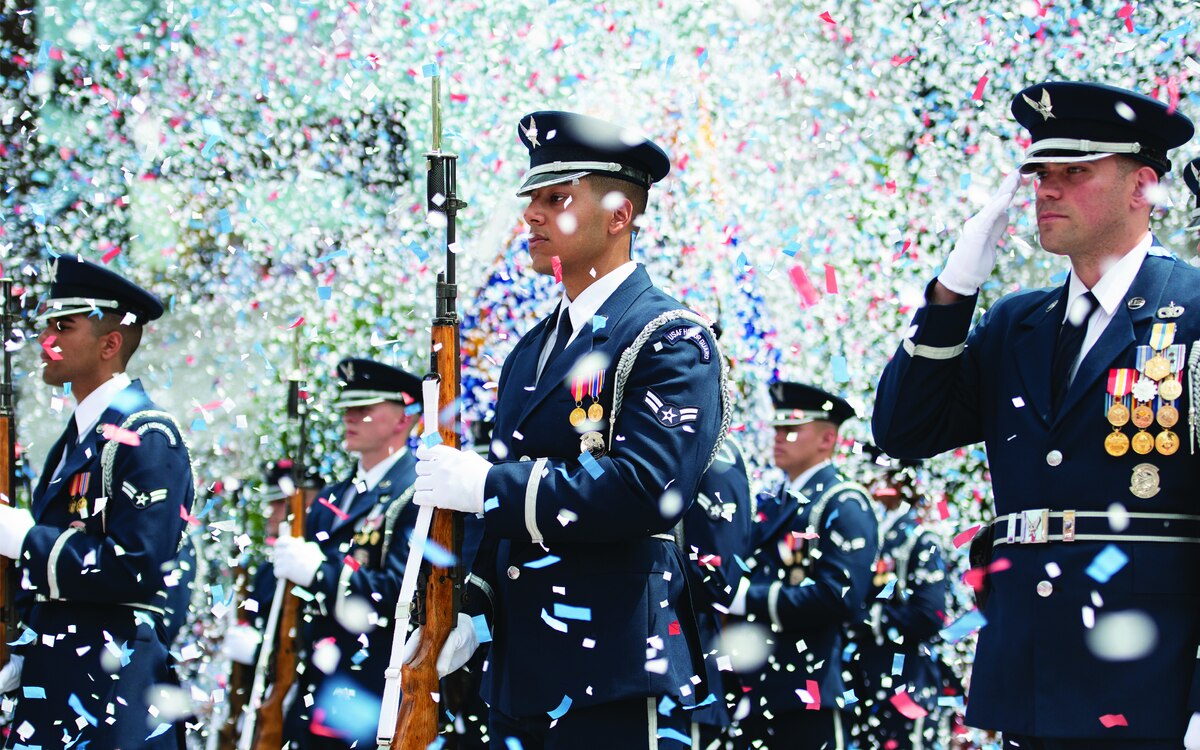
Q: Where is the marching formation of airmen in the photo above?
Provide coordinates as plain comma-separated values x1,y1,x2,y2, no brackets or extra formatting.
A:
0,79,1199,750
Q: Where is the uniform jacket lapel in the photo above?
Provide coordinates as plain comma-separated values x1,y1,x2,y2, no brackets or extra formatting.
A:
510,267,653,430
1058,257,1171,422
1011,286,1067,426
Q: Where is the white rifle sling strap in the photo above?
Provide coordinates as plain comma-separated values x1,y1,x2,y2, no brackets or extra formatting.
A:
609,309,731,471
377,378,440,746
237,520,291,750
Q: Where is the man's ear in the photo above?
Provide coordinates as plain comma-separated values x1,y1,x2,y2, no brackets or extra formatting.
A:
98,329,124,362
609,195,634,236
1130,166,1160,210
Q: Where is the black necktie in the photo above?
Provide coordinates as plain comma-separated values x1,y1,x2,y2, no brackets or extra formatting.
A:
1051,291,1098,413
542,308,574,371
50,417,80,482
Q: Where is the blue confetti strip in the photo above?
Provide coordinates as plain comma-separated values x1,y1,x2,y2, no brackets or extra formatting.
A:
68,693,99,726
591,315,607,331
940,609,987,643
146,723,172,739
9,627,36,647
483,496,500,512
525,554,561,569
552,603,592,621
656,727,692,745
891,653,905,674
22,685,45,699
842,689,859,706
876,578,897,599
423,540,457,567
547,694,573,720
472,614,492,644
421,431,443,448
579,450,604,479
1086,544,1128,584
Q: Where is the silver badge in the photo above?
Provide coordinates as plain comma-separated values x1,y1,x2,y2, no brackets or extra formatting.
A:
522,115,541,149
1157,302,1185,319
1022,88,1056,121
580,431,605,458
1127,297,1146,310
1129,463,1161,499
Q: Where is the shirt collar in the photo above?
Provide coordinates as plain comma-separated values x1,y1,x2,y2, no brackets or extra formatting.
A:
72,372,132,443
356,445,408,492
557,261,639,336
1065,231,1151,319
787,459,831,495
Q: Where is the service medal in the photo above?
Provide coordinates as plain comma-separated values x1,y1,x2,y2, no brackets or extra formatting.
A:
569,407,586,427
1131,378,1159,402
1129,463,1161,499
1159,377,1183,402
1131,430,1155,454
1144,355,1171,382
1106,402,1130,427
1157,403,1180,429
587,402,604,422
1156,430,1180,456
1104,430,1130,457
1132,404,1155,429
580,430,606,457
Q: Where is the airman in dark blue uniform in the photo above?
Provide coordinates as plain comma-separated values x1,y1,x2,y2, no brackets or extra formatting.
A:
683,437,753,750
848,450,949,750
728,382,879,750
1185,156,1199,242
229,358,424,748
0,254,194,749
873,82,1199,749
413,110,726,749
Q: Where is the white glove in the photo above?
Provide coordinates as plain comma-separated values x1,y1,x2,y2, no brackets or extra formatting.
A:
727,577,751,616
221,624,262,666
273,536,325,588
0,655,23,693
937,170,1022,295
0,505,34,560
1185,711,1200,750
402,612,480,679
414,444,492,515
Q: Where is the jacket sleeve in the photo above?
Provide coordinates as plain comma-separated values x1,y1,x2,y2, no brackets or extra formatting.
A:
481,323,723,545
872,283,989,459
682,441,753,610
21,418,192,605
745,489,879,633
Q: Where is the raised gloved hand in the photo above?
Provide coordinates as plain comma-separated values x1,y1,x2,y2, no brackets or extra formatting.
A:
414,444,492,515
0,655,23,694
1185,711,1200,750
937,171,1022,296
402,612,481,679
0,504,34,560
273,536,325,588
221,624,262,666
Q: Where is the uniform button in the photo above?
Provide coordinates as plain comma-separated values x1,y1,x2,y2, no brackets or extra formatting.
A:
506,566,520,580
1046,450,1063,466
519,456,531,462
1037,580,1053,597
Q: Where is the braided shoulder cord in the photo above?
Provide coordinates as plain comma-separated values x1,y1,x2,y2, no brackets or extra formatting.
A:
608,309,731,472
101,409,191,540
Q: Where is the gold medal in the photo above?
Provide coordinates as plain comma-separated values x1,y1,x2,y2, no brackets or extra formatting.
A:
1104,430,1130,457
1131,404,1155,429
1106,402,1130,427
569,407,586,427
1131,430,1155,455
1157,403,1180,429
1144,355,1171,381
1159,378,1183,402
1156,429,1179,456
587,402,604,422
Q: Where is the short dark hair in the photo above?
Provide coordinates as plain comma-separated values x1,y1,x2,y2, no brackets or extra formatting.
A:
89,312,143,367
586,175,649,221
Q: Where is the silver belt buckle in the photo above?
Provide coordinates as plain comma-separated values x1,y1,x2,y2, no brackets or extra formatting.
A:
1022,509,1049,544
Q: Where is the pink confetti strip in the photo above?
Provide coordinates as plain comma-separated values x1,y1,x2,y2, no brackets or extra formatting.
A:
318,496,349,521
41,336,63,361
1100,714,1128,728
102,423,142,446
890,691,929,720
551,255,563,284
788,265,821,308
972,75,989,101
953,524,982,549
824,264,838,294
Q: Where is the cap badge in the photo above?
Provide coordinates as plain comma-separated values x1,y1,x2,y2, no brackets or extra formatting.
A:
340,361,355,382
47,257,59,283
1022,88,1056,122
522,115,541,149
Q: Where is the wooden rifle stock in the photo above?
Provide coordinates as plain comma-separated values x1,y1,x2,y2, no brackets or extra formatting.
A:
0,278,17,668
251,484,305,750
215,565,251,749
392,74,465,750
